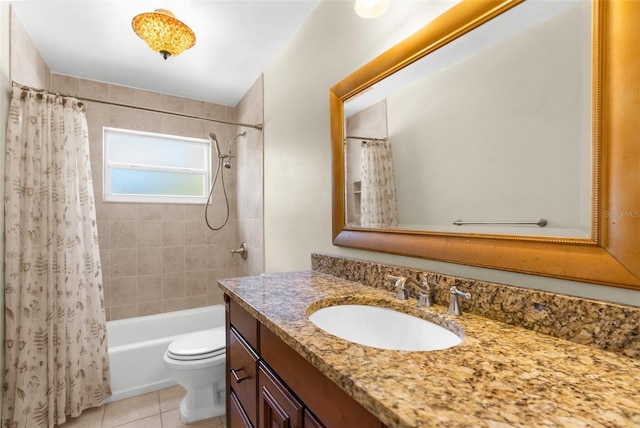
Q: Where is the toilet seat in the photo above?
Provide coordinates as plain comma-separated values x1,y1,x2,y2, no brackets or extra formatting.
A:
167,328,226,361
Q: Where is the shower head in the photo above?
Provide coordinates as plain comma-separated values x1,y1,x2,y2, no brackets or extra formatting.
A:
209,133,221,158
224,160,232,169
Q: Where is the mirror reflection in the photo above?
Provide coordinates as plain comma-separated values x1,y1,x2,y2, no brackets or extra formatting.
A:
343,0,592,238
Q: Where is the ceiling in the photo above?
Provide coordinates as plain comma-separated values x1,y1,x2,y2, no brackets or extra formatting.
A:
10,0,320,106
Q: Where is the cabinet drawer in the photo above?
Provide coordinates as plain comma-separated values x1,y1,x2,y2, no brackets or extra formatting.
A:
229,390,253,428
229,327,259,427
258,362,304,428
229,298,259,350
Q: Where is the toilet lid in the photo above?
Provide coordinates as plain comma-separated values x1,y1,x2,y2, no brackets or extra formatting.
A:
167,328,226,361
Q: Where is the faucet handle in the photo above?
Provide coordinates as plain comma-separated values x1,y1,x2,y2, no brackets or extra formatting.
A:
420,272,430,289
417,273,433,307
386,275,408,300
230,242,248,260
417,291,432,307
446,286,470,316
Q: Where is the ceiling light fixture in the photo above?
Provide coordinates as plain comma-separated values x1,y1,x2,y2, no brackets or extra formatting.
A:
131,9,196,60
354,0,390,19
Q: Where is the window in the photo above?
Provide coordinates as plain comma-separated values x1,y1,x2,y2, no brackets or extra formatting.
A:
103,127,210,204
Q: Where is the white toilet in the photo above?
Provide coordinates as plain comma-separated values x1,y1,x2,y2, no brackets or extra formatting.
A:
163,328,226,423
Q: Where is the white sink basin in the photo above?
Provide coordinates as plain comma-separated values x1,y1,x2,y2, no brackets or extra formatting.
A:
308,304,462,351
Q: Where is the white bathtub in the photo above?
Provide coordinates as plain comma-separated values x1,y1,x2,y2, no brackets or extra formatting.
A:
105,305,225,403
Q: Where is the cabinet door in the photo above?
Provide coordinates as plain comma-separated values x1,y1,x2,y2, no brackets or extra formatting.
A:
230,327,259,427
230,391,253,428
258,363,304,428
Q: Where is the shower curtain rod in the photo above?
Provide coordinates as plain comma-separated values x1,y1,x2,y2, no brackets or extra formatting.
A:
11,81,264,131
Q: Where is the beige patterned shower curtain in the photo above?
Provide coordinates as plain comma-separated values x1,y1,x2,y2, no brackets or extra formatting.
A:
360,139,399,228
3,87,111,427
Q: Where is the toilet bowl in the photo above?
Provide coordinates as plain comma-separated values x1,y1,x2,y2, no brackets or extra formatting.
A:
163,328,226,423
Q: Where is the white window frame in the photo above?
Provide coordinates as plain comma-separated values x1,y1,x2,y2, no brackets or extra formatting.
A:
103,127,211,204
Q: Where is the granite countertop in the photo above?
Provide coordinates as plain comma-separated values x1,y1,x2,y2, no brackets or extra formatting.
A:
219,271,640,428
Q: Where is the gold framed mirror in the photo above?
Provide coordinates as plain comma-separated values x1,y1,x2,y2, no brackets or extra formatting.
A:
330,0,640,290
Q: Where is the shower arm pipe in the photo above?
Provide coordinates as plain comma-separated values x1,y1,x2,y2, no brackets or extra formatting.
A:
11,81,263,131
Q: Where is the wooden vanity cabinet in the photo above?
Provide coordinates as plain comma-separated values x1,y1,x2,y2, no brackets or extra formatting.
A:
225,295,385,428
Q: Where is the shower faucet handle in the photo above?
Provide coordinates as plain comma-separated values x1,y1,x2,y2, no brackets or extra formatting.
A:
231,242,248,260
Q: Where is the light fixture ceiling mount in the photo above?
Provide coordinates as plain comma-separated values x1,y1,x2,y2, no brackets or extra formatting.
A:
132,8,196,60
354,0,390,19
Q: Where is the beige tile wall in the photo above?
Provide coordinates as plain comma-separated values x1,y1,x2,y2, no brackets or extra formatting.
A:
51,74,239,320
235,75,265,277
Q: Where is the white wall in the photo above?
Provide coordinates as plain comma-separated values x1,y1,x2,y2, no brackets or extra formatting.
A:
262,1,640,306
263,0,457,272
389,2,591,236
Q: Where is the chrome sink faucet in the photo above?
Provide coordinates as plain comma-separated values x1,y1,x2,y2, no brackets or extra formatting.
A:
386,273,432,307
446,286,471,316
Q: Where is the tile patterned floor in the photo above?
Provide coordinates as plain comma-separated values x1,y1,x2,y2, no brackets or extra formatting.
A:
56,386,226,428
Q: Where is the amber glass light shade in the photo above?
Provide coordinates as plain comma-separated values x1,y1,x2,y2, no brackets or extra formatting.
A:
132,9,196,60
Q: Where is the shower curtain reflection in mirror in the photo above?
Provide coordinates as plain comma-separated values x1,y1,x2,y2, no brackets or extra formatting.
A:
360,139,398,228
3,87,111,427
